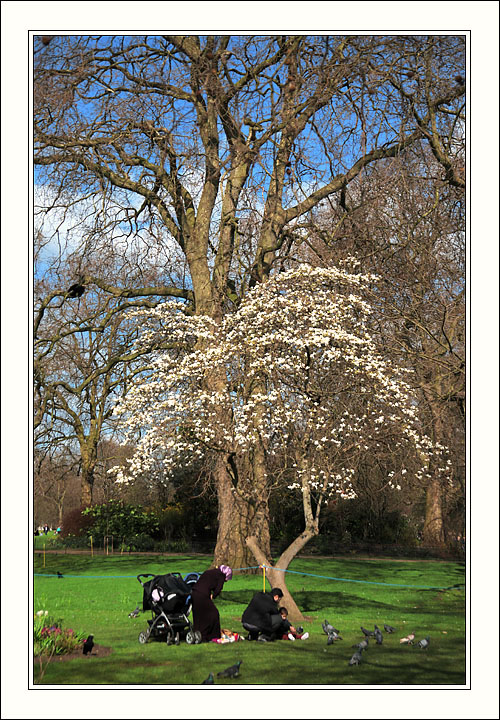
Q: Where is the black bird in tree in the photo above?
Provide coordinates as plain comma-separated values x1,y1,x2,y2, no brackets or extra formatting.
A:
83,635,94,655
66,280,86,299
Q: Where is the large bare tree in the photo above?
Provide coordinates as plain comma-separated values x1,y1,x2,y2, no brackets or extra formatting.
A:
34,34,465,567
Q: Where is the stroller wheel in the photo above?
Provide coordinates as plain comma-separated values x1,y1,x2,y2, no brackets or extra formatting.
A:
185,631,195,645
194,631,202,644
174,632,180,646
138,631,148,644
166,632,173,646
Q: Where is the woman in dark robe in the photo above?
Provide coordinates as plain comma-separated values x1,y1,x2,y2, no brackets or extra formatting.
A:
191,564,232,642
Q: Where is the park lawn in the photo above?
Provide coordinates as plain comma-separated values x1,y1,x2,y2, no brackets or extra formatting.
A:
33,553,466,686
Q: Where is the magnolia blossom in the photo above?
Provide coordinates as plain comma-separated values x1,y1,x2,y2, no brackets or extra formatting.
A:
111,265,450,499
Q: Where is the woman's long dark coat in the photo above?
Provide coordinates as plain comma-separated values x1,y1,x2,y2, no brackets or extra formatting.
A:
191,568,226,642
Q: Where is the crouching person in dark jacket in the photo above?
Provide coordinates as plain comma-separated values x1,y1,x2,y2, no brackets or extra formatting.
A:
241,588,297,641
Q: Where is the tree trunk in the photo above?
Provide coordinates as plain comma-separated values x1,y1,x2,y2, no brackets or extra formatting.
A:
244,466,322,624
80,466,94,508
245,530,320,624
423,476,445,546
421,389,446,547
213,455,271,571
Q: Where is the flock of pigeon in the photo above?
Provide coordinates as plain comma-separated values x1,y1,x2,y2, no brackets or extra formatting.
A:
319,619,430,666
79,618,430,675
202,623,431,682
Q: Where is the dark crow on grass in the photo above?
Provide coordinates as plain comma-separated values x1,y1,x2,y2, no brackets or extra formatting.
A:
83,635,94,655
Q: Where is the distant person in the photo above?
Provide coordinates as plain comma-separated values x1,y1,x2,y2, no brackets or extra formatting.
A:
191,565,233,642
44,524,49,535
242,587,295,641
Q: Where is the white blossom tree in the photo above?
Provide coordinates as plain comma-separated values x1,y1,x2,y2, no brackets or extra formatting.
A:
112,264,450,618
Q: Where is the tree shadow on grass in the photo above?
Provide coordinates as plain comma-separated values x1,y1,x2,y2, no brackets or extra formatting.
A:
33,555,203,577
221,587,464,620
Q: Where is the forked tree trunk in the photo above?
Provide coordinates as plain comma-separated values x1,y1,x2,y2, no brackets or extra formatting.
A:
244,463,321,624
246,528,319,624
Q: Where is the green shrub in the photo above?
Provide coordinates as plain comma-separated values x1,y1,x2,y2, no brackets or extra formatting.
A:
82,500,159,543
59,534,90,549
125,533,155,552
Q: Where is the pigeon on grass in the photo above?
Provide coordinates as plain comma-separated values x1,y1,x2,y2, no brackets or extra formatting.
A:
217,660,242,679
202,672,215,684
128,606,140,618
400,632,415,645
352,638,369,651
83,635,94,655
384,624,396,633
57,571,64,579
326,630,343,645
349,650,363,666
322,620,340,635
374,627,383,645
361,626,376,637
417,636,430,649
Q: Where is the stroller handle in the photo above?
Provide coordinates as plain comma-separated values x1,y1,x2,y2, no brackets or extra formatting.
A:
137,573,155,585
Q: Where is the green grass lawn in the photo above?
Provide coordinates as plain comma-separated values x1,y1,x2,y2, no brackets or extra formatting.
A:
33,552,466,686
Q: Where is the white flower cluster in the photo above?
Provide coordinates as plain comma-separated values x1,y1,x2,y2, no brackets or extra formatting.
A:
110,264,451,497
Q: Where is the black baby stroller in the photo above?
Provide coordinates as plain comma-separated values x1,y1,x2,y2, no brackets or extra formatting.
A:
136,571,201,645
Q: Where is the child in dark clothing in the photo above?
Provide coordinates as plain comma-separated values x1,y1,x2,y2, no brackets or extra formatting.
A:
279,607,309,640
